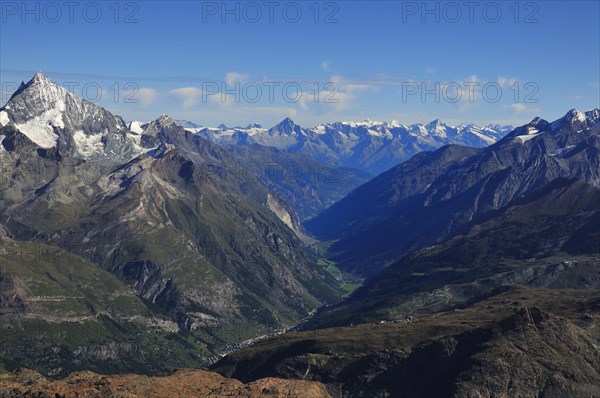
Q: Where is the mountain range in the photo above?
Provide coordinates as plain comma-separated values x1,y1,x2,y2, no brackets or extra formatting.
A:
306,108,600,277
0,72,343,375
210,108,600,397
181,117,512,175
1,72,598,397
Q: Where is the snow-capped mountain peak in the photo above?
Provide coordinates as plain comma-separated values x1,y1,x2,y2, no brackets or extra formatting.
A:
425,119,444,128
1,72,71,148
279,117,296,125
563,108,600,125
563,109,585,123
271,117,300,134
362,118,384,127
549,108,600,132
0,72,149,164
424,119,449,137
157,114,175,125
31,71,53,84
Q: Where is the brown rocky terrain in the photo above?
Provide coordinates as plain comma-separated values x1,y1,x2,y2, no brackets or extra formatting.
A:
212,286,600,397
0,368,331,398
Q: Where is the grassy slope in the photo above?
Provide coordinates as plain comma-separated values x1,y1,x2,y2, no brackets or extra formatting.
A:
0,239,211,377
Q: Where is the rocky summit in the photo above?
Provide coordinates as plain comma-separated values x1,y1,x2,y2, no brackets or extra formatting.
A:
0,368,332,398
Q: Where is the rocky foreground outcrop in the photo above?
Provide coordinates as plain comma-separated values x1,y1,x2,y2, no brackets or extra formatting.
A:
0,368,331,398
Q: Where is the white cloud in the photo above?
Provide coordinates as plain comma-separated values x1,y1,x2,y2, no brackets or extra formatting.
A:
510,103,527,113
225,72,249,86
498,76,519,88
285,75,375,113
503,103,541,115
186,106,298,126
298,89,356,112
170,87,202,108
330,74,380,94
136,88,158,107
442,74,480,113
231,106,298,119
208,92,237,107
321,61,330,71
309,74,378,111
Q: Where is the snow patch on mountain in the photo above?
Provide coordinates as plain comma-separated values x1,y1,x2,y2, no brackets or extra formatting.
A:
516,128,543,143
367,129,383,137
73,130,105,158
13,99,66,148
184,127,204,133
550,145,576,157
314,124,327,134
0,111,9,126
128,121,145,135
462,126,499,145
127,131,156,155
574,111,586,123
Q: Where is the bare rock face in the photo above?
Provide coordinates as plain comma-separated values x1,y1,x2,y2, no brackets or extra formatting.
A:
0,368,332,398
0,274,28,315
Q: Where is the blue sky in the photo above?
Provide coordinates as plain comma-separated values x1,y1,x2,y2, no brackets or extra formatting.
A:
1,0,599,128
